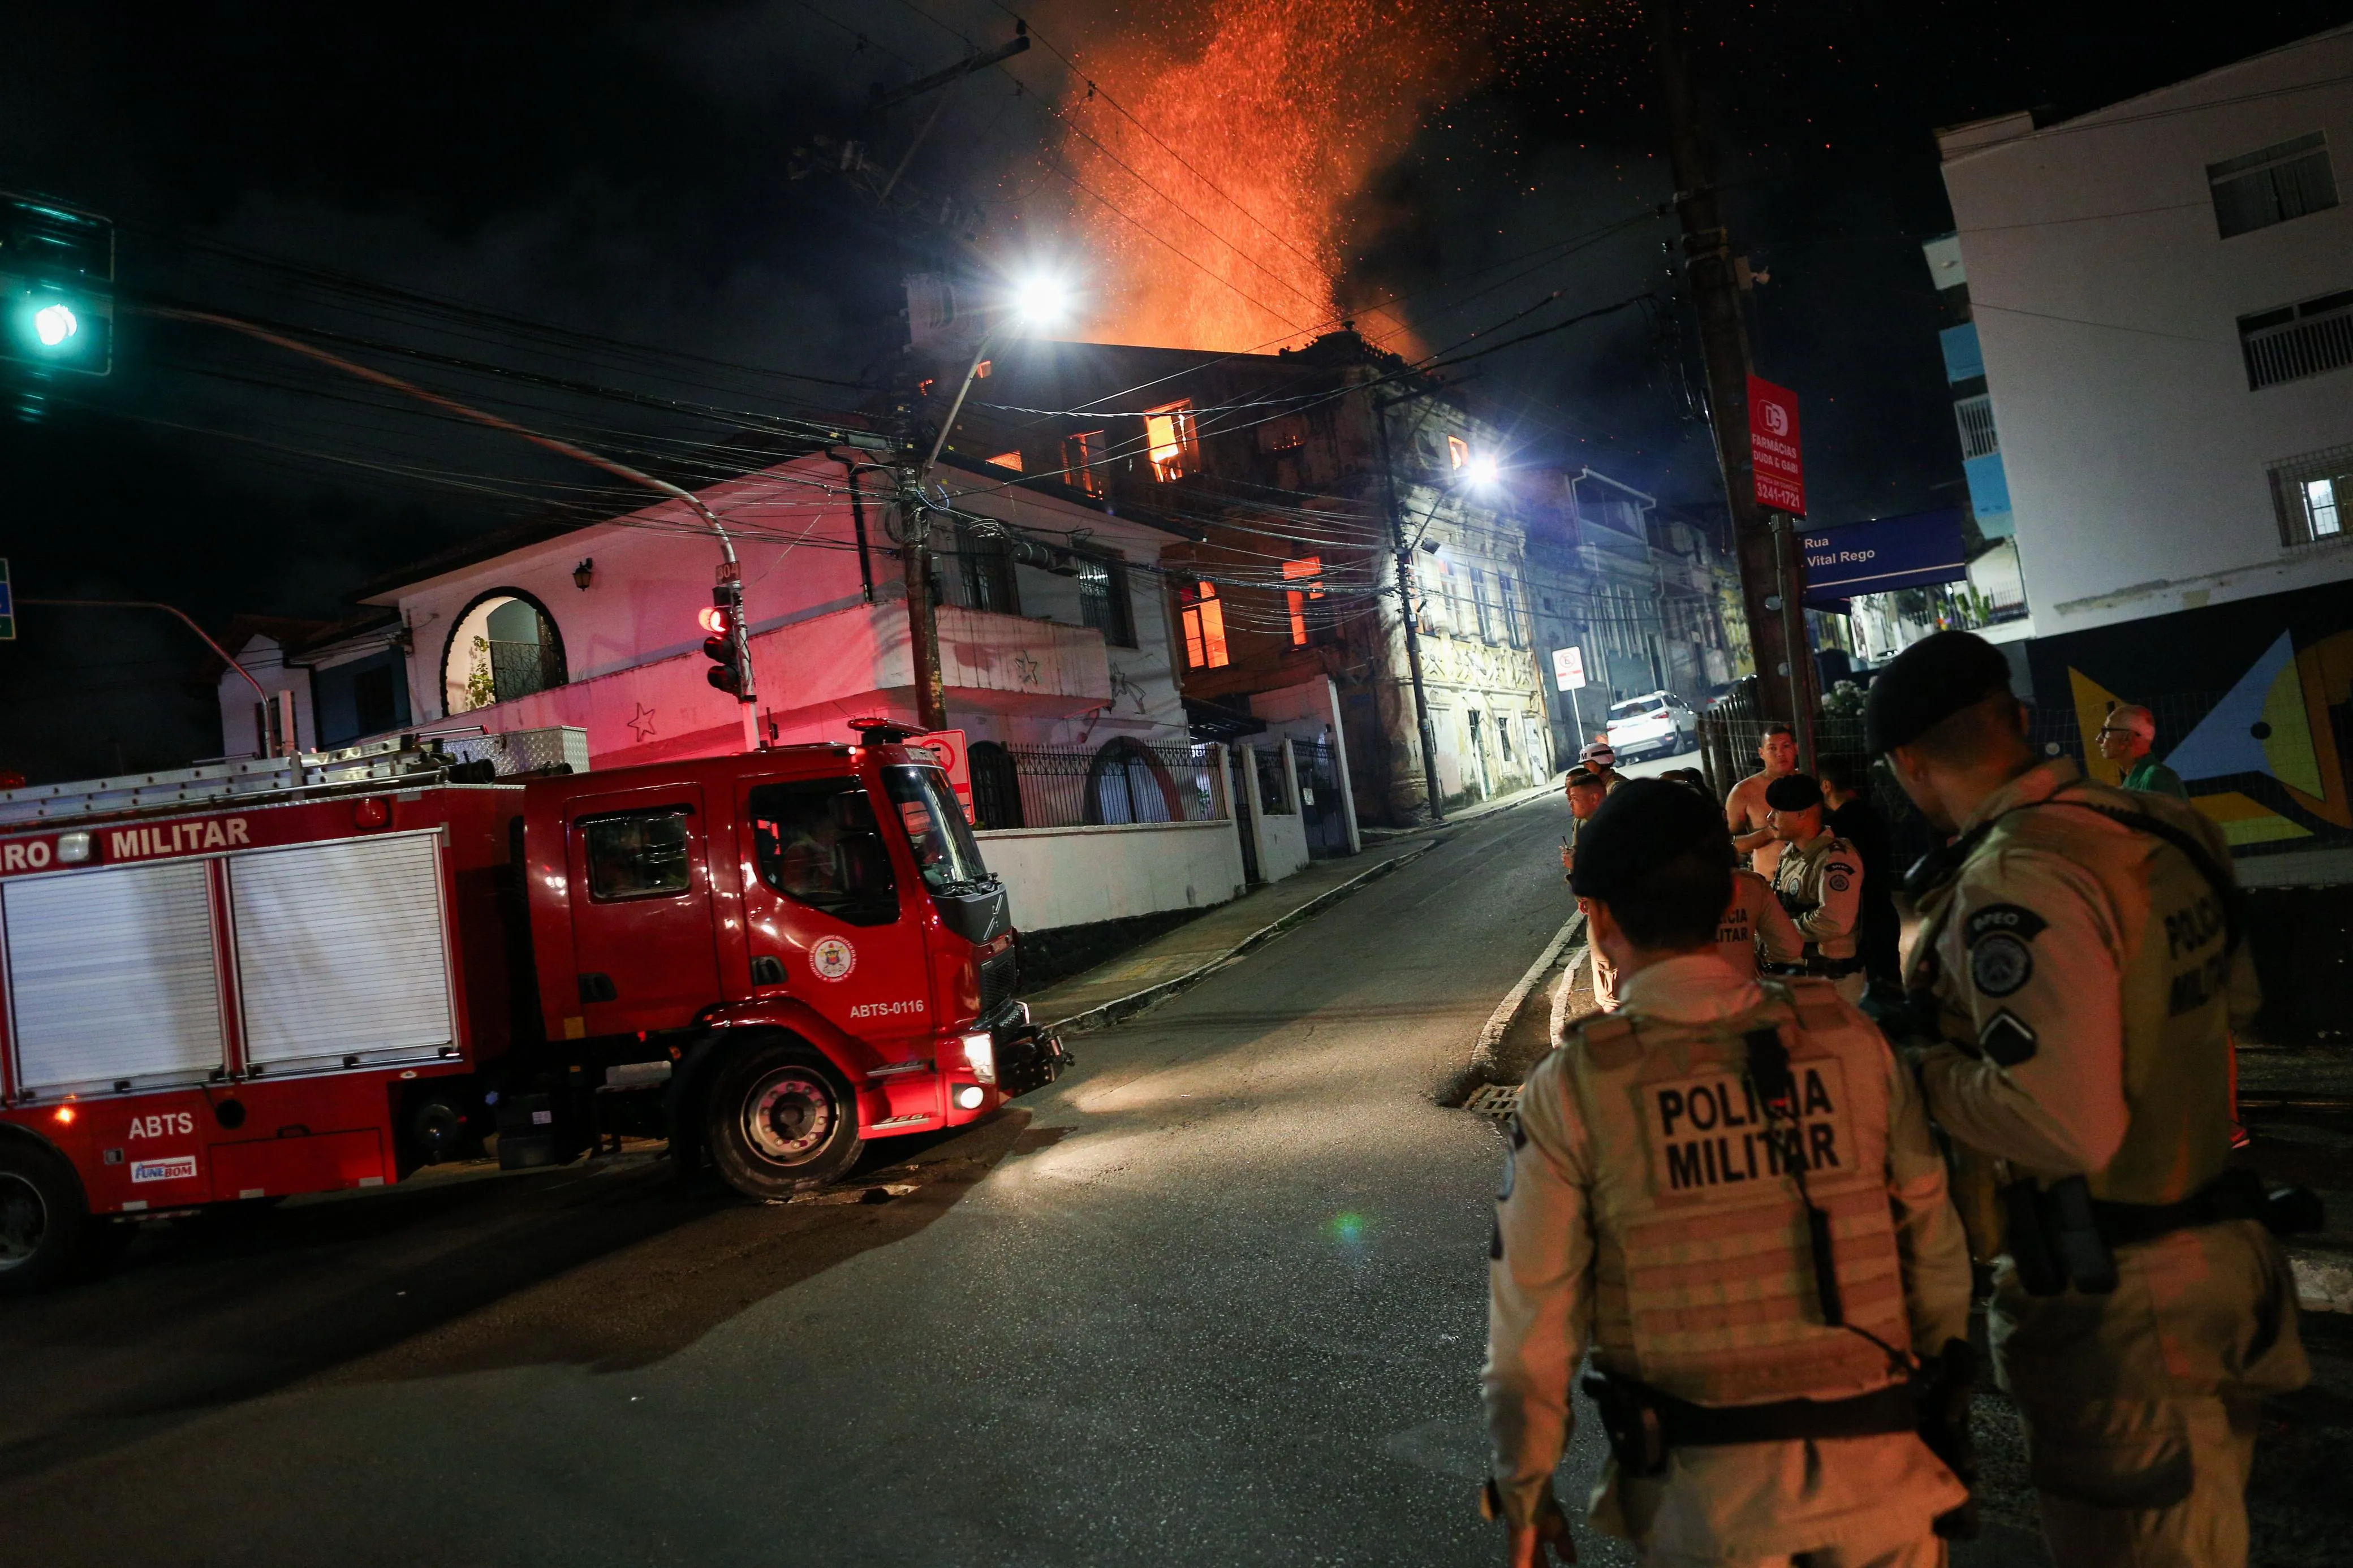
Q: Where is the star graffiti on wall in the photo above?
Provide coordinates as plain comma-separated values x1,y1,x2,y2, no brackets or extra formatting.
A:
624,702,658,742
1013,650,1041,685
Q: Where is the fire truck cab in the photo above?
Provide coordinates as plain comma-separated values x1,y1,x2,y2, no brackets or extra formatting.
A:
0,726,1063,1291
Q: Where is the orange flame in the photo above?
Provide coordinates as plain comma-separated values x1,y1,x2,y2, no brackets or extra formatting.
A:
1055,0,1473,353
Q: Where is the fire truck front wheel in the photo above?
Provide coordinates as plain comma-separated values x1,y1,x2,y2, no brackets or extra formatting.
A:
0,1142,99,1295
705,1040,864,1199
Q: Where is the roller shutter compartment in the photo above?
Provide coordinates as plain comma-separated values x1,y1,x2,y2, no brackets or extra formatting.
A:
230,832,456,1071
4,859,226,1094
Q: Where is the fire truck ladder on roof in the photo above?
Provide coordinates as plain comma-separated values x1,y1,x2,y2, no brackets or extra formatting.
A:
0,738,450,828
0,725,591,829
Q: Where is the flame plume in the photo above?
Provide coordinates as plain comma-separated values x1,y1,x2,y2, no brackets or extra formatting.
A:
1056,0,1474,353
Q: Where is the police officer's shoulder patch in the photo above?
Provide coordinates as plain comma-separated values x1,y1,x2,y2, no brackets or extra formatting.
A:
1826,862,1853,894
1964,902,2048,945
1979,1009,2037,1066
1970,932,2034,997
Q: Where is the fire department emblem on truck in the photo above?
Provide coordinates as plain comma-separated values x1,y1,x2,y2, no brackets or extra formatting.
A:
810,936,856,980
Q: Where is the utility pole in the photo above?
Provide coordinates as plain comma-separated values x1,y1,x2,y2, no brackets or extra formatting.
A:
1373,385,1446,824
1649,0,1817,763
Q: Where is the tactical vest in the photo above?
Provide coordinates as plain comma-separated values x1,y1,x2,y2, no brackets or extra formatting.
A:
1714,872,1772,979
1910,776,2236,1209
1555,979,1914,1406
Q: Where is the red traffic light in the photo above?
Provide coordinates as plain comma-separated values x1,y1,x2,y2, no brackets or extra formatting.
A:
697,606,730,636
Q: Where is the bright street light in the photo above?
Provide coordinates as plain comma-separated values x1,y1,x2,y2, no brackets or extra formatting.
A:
1464,452,1502,489
32,302,76,347
1009,272,1070,329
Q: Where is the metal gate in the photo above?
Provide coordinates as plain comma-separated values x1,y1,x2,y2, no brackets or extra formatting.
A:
1296,741,1350,858
1227,749,1260,885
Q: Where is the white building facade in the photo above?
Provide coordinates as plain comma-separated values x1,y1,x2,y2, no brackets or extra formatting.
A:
1936,28,2353,885
1938,26,2353,635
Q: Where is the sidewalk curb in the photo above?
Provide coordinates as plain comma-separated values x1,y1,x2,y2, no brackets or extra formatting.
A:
1039,843,1442,1036
1471,913,1583,1072
1440,910,1585,1108
1360,773,1563,844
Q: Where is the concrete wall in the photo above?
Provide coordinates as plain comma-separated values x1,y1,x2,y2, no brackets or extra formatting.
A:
977,819,1246,931
1939,28,2353,635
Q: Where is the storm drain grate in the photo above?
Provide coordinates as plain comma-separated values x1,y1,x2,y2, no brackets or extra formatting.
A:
1460,1083,1523,1118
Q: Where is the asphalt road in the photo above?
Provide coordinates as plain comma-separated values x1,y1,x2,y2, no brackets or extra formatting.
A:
0,767,2317,1566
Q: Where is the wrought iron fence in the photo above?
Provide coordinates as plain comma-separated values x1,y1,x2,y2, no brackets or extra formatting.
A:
970,739,1225,832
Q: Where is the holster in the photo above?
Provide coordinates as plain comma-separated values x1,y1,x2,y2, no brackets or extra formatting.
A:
2002,1174,2119,1296
1581,1368,1669,1479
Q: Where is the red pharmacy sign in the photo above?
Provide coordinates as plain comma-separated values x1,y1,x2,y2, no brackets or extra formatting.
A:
1747,375,1805,516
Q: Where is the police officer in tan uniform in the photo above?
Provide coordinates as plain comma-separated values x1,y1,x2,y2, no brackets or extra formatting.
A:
1485,780,1975,1567
1720,865,1804,982
1868,632,2310,1568
1765,774,1867,1004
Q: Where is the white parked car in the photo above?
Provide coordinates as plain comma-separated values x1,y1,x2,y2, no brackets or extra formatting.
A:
1604,691,1697,761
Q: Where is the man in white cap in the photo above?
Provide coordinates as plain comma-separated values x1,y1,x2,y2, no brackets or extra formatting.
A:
2096,705,2187,798
1580,740,1627,794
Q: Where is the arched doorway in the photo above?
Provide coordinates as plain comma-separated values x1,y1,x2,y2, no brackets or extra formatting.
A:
442,590,568,715
1086,738,1178,824
968,741,1024,830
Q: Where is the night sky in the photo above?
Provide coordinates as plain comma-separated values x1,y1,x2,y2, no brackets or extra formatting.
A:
2,1,2347,781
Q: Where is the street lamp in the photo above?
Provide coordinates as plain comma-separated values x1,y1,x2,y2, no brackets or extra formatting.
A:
919,270,1072,481
902,269,1074,735
1464,451,1502,490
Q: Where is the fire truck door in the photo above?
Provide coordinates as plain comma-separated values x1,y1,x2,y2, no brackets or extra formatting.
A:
564,789,721,1036
737,775,933,1055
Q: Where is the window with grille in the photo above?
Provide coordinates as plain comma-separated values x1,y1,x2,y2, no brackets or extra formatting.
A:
2209,132,2338,239
1954,394,1999,459
1498,574,1524,647
1470,569,1496,642
2268,443,2353,547
950,525,1022,614
1074,554,1135,647
2239,288,2353,389
1179,581,1229,668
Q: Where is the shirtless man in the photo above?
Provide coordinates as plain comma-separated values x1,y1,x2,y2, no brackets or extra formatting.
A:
1725,724,1800,879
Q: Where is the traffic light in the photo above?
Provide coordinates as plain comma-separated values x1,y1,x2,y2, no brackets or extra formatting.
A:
0,195,113,377
701,584,747,695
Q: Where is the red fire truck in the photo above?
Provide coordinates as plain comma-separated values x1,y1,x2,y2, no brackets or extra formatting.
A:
0,725,1065,1291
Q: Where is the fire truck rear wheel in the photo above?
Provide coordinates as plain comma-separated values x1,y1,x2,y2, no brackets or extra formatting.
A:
705,1042,863,1199
0,1142,97,1295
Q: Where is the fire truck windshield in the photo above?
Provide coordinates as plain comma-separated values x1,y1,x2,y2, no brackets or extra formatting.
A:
881,765,991,894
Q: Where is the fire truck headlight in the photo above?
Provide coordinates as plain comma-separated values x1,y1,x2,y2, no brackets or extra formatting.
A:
953,1083,986,1111
960,1030,996,1084
54,832,90,864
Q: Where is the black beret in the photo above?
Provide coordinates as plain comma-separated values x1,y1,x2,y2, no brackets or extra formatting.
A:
1864,630,2014,754
1764,773,1824,811
1570,777,1733,899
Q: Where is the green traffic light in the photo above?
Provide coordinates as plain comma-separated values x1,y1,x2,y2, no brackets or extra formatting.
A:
32,302,75,348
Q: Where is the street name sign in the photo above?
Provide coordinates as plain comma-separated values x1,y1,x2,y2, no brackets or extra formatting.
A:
1800,509,1968,606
